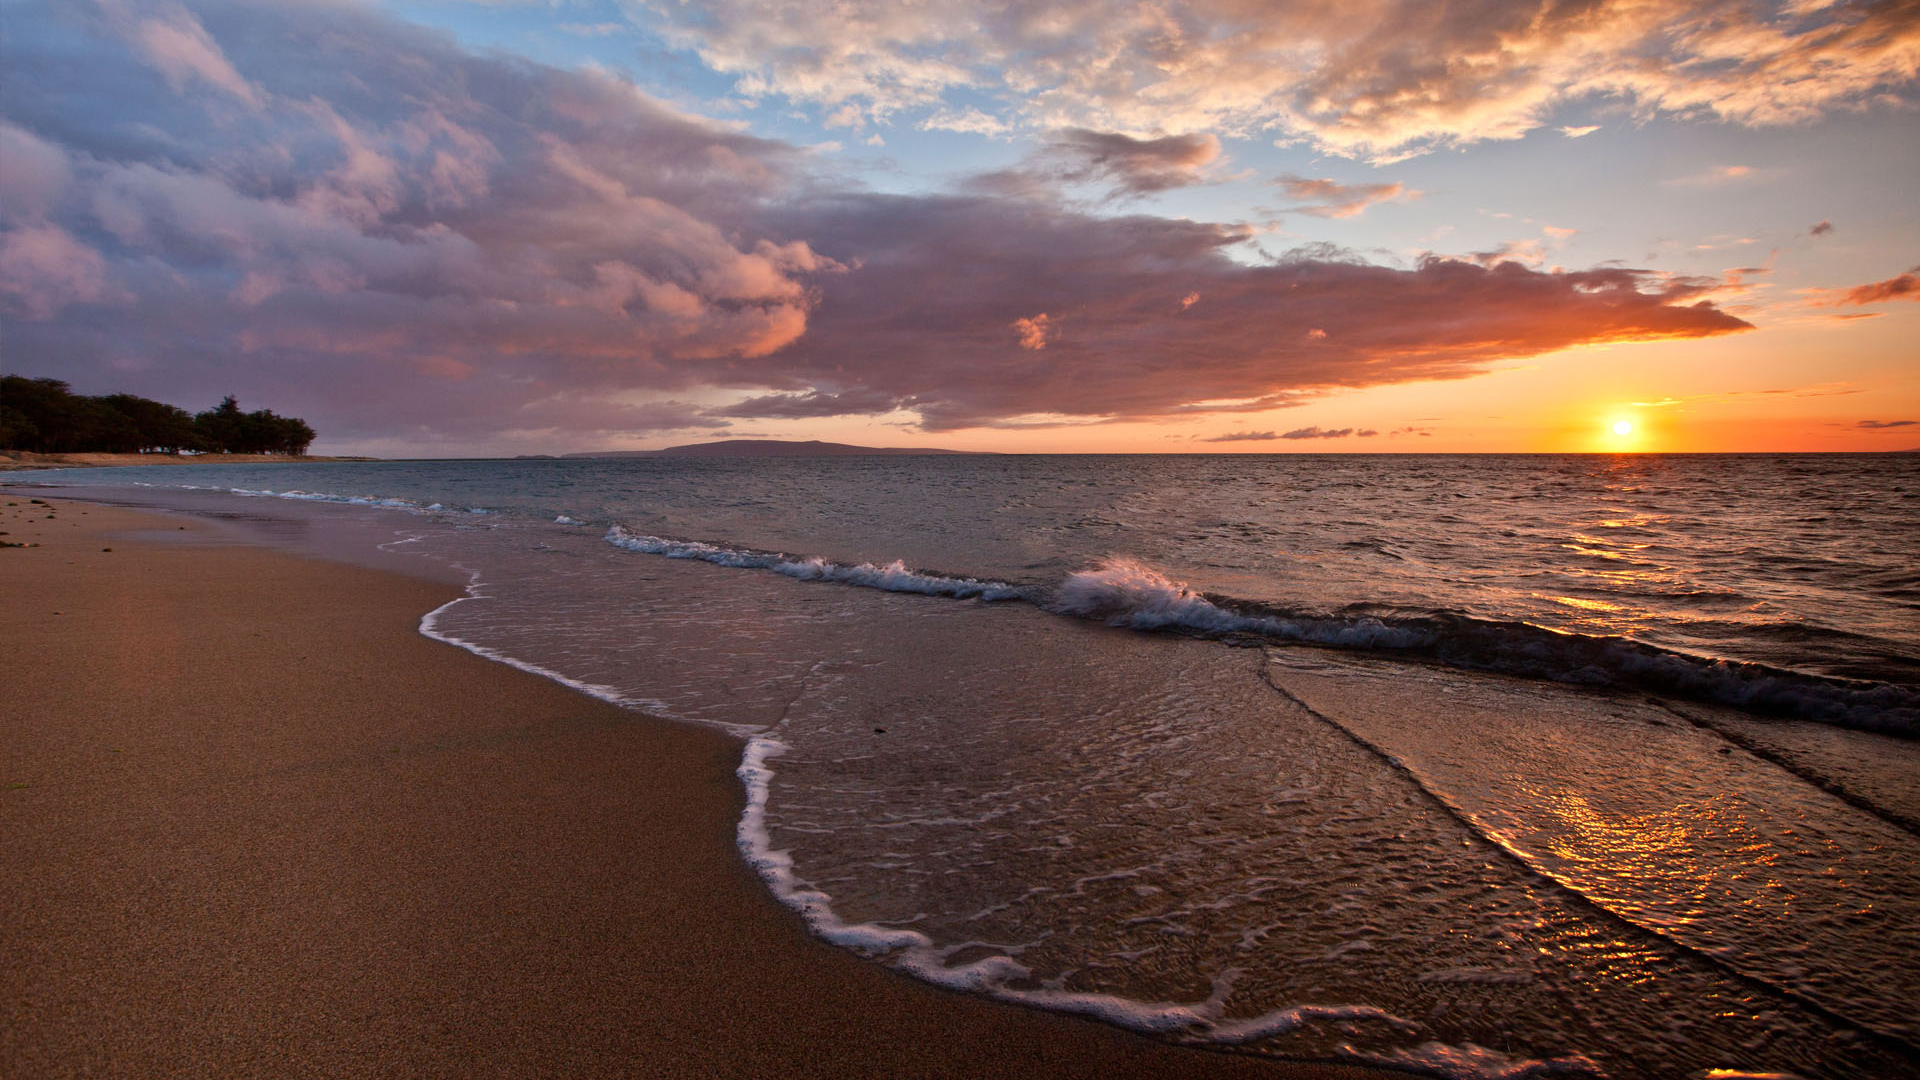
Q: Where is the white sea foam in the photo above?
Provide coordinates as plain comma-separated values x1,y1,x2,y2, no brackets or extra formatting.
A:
226,486,426,511
1049,557,1426,648
733,731,1425,1050
415,562,759,738
605,526,1021,600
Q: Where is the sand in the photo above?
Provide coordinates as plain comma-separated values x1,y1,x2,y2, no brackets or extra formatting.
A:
0,495,1381,1079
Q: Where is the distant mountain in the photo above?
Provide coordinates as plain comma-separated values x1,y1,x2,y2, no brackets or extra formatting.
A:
563,439,985,459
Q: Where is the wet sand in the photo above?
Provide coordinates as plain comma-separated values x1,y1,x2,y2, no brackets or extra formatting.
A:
0,496,1380,1079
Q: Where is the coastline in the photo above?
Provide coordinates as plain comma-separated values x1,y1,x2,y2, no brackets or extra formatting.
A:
0,496,1380,1079
0,451,379,472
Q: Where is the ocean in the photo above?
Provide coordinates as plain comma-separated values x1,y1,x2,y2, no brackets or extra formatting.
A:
21,452,1920,1079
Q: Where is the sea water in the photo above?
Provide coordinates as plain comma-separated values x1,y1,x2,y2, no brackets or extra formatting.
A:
21,453,1920,1078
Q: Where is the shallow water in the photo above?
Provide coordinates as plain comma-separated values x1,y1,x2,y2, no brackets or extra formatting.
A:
21,452,1920,1078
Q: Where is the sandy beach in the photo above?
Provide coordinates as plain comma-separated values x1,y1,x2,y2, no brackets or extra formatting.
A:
0,495,1379,1080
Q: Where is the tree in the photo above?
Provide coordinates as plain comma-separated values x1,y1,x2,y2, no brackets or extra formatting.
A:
101,394,200,453
193,395,247,452
0,379,316,455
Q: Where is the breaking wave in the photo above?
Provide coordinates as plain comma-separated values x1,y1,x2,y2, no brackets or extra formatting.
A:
1052,558,1917,735
598,533,1913,733
604,525,1022,600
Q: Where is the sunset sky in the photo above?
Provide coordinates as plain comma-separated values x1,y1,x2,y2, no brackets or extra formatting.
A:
2,0,1915,455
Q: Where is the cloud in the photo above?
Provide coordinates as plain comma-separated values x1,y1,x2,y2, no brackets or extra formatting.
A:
0,0,1759,449
1858,419,1917,429
1275,174,1417,218
920,107,1009,136
752,195,1752,430
1559,125,1600,138
1012,313,1052,349
1040,129,1222,195
1204,430,1280,442
1469,240,1548,267
1809,220,1834,237
114,0,264,109
1280,426,1356,439
0,0,837,445
1668,164,1758,187
619,0,1920,158
1834,266,1920,305
969,129,1222,200
0,223,118,318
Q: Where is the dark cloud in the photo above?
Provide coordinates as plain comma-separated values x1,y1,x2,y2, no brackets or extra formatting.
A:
1275,175,1415,218
0,0,822,447
1836,266,1920,305
969,129,1221,200
1281,426,1355,440
1468,240,1547,267
753,196,1752,429
1858,420,1917,429
0,0,1758,451
1809,220,1834,237
1041,129,1222,195
1203,430,1281,442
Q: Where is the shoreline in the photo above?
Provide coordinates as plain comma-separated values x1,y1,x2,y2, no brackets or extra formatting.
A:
1,495,1382,1079
0,451,379,472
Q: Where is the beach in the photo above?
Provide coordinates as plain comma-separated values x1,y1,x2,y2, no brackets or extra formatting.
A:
1,495,1378,1079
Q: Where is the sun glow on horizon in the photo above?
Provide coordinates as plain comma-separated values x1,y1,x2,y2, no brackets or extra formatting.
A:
1612,419,1634,437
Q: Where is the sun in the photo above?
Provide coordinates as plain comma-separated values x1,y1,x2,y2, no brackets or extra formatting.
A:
1611,419,1634,437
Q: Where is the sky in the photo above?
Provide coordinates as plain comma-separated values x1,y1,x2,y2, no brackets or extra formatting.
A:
1,0,1915,456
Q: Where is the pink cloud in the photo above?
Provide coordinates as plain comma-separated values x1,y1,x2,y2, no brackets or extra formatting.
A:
0,0,1757,449
122,1,263,109
0,224,116,318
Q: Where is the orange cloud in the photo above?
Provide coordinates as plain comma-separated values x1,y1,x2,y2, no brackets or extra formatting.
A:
1836,266,1920,305
1013,313,1052,350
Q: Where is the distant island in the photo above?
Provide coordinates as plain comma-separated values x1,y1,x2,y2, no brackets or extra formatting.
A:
561,439,986,459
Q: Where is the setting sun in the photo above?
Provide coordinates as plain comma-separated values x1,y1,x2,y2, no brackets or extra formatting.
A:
1612,420,1635,436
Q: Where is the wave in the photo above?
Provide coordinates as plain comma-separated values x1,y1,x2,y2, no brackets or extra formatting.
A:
604,525,1022,600
135,482,495,515
596,527,1913,733
735,734,1592,1074
1052,558,1918,735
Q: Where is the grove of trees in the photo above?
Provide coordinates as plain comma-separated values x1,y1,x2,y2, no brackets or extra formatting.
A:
0,377,316,455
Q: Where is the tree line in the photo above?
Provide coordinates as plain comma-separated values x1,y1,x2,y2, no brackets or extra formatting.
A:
0,377,316,456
